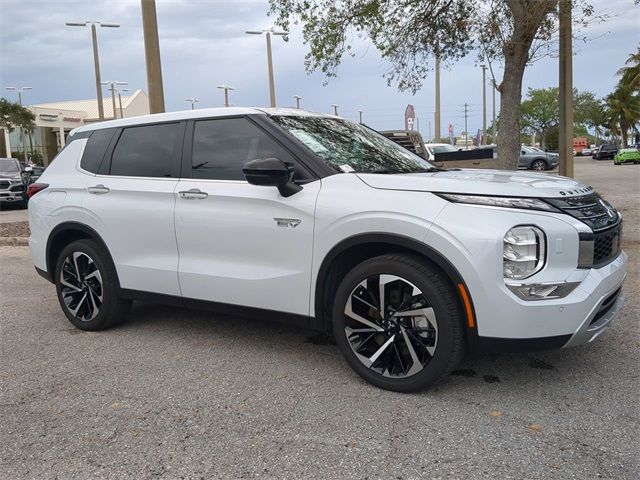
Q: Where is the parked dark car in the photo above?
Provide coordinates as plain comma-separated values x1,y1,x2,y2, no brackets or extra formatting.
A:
593,144,618,160
0,158,29,208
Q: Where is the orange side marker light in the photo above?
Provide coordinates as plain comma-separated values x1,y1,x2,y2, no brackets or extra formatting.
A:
457,283,475,328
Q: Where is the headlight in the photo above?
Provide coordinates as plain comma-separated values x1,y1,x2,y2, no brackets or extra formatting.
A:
437,193,559,212
503,226,546,279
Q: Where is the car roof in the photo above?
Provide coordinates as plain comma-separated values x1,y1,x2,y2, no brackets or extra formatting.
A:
72,107,336,135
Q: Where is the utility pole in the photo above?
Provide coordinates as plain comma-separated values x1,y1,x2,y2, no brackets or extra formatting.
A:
358,110,364,124
480,64,487,145
217,85,235,107
428,119,432,142
416,117,420,133
464,103,469,148
434,53,441,140
246,28,287,107
293,95,301,109
559,0,574,177
141,0,165,113
332,104,339,116
5,86,31,162
492,79,497,143
66,21,120,120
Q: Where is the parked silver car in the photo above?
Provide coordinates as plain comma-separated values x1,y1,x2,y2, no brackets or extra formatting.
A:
520,146,559,171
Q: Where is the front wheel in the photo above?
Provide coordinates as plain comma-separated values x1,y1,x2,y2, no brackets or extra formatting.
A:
55,239,131,331
531,160,547,171
332,254,465,392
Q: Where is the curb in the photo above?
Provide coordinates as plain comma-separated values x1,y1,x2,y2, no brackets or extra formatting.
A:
0,237,29,246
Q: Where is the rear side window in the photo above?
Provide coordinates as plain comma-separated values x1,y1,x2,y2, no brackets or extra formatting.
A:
110,123,180,178
80,128,115,173
191,118,301,181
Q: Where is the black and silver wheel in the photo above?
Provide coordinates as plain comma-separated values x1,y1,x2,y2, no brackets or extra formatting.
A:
332,254,465,392
55,239,130,331
531,160,547,171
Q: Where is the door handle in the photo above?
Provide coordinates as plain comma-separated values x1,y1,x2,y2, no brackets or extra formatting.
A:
87,184,110,194
179,188,208,200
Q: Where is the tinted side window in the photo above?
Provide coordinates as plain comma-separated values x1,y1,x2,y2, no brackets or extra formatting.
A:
80,128,115,173
110,123,180,178
191,118,302,181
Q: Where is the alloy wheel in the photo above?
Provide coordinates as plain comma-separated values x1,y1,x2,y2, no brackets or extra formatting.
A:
531,160,546,171
343,274,438,378
59,252,103,321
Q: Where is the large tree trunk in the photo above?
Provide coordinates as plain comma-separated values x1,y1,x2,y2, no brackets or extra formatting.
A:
496,46,528,169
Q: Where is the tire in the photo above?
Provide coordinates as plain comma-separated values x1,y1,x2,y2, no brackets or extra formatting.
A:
332,254,465,392
531,159,547,171
54,239,131,331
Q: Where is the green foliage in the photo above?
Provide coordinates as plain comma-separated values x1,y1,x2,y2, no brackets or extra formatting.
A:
0,98,36,133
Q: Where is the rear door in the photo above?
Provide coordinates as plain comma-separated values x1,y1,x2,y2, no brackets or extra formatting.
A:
174,116,320,315
82,122,185,296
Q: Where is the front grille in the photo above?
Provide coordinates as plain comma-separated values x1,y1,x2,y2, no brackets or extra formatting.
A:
546,193,619,232
0,180,10,190
593,224,622,267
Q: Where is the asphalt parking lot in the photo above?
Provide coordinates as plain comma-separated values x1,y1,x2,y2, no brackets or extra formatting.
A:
1,157,638,479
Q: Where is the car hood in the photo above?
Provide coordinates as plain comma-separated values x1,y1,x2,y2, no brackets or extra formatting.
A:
355,169,592,198
0,173,21,180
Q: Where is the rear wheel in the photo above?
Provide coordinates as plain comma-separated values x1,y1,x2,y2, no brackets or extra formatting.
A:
55,239,130,331
332,254,465,392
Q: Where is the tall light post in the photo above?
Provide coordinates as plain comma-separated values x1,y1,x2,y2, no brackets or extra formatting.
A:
5,86,32,162
358,110,364,124
245,28,287,107
185,98,200,110
293,95,302,109
217,85,235,107
102,81,127,119
480,64,487,145
434,53,441,140
492,79,498,142
65,21,120,120
331,104,340,116
118,88,130,118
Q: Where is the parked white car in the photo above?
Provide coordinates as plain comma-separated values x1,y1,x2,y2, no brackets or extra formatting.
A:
28,108,627,392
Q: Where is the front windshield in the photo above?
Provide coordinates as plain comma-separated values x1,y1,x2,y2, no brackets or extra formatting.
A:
0,159,19,174
430,144,458,154
271,115,435,173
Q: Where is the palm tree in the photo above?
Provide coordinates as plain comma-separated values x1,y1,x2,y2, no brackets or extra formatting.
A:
617,48,640,92
606,84,640,146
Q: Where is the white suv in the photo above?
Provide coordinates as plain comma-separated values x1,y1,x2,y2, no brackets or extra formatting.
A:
28,108,627,392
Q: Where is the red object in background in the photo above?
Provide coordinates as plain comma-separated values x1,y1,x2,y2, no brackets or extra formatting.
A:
573,137,587,154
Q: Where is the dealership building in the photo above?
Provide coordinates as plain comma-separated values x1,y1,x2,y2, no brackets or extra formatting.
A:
2,89,149,165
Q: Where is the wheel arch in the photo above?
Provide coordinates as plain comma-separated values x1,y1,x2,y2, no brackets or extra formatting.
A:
313,233,475,333
45,222,115,283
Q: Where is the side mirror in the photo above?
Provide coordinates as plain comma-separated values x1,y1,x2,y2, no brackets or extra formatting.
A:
243,157,303,197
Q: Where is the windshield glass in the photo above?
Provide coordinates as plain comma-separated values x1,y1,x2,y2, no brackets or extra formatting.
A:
0,159,19,174
271,115,435,173
430,144,458,154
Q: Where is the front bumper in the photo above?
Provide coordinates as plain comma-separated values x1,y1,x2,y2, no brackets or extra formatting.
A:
0,190,25,203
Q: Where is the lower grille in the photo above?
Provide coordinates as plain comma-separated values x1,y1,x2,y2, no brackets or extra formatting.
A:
593,224,622,267
590,288,621,325
0,180,10,189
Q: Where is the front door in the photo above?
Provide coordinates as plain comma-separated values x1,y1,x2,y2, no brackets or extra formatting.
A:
174,116,320,315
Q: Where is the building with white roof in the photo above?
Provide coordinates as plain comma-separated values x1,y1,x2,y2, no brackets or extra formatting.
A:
2,90,149,165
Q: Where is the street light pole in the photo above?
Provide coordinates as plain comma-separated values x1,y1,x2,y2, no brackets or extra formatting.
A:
358,110,364,124
5,86,32,162
217,85,235,107
293,95,301,109
66,21,120,120
492,79,497,142
480,64,487,145
434,53,441,141
119,88,130,118
185,98,200,110
331,104,340,116
102,81,127,119
246,28,287,107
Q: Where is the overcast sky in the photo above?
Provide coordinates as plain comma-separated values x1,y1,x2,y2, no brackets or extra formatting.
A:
1,0,638,134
